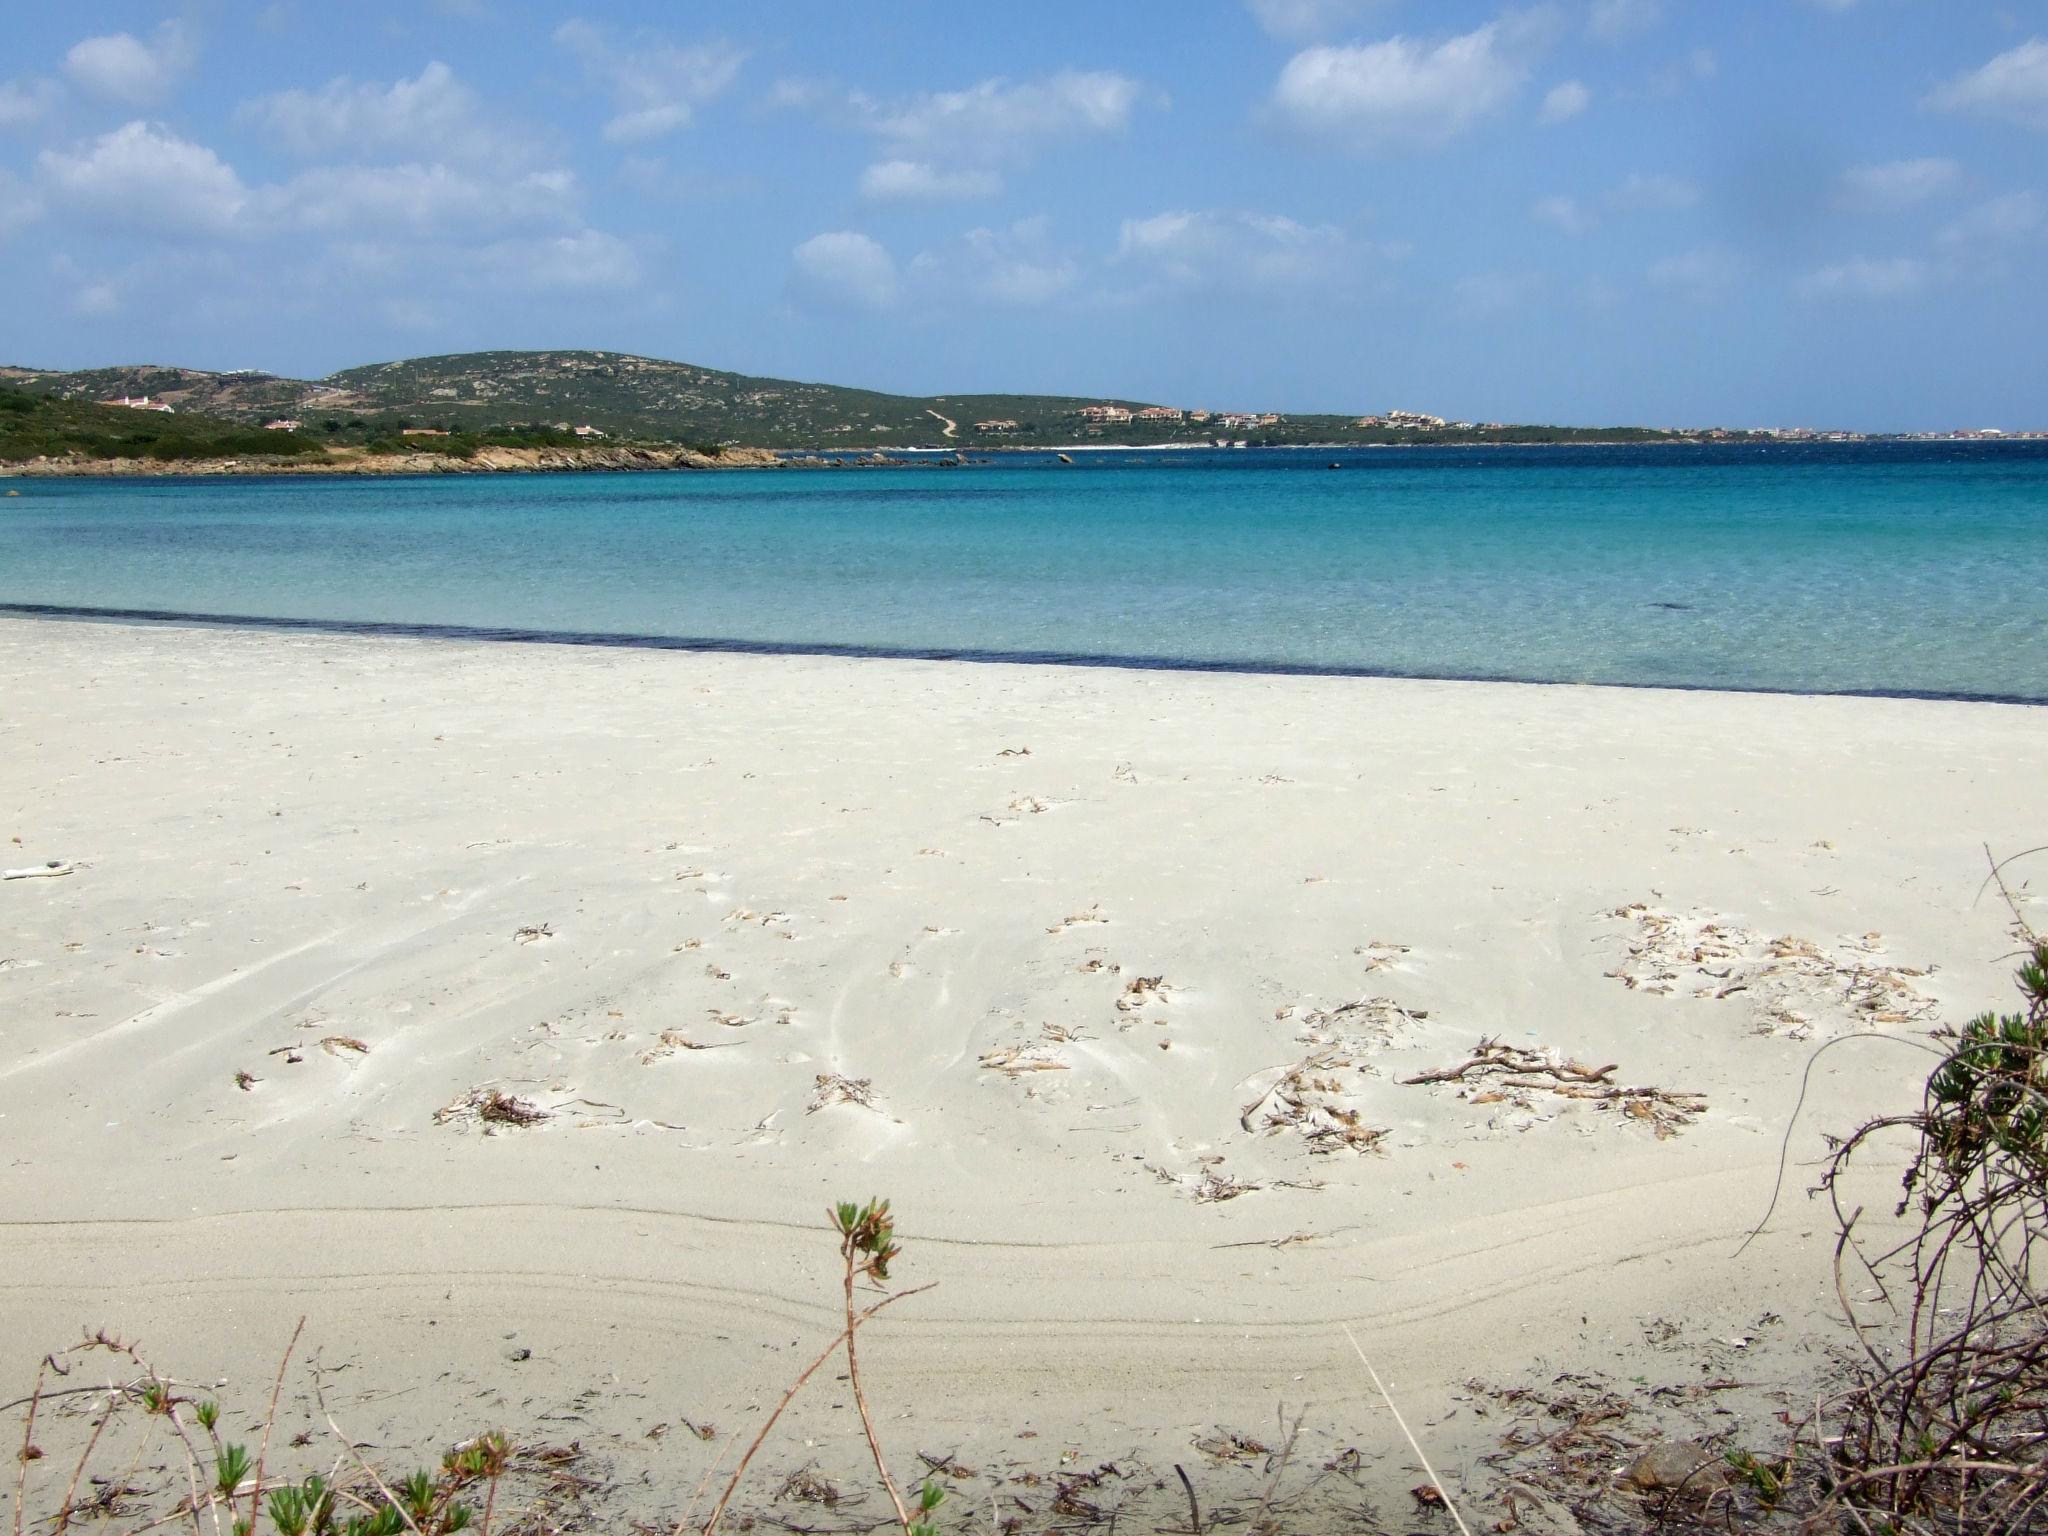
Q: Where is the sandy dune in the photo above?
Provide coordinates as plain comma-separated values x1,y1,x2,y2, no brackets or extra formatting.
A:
2,616,2042,1524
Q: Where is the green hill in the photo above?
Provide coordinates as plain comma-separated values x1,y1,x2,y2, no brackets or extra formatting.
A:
1,350,1712,451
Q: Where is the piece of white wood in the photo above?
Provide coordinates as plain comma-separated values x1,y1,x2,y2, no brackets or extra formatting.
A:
2,861,75,880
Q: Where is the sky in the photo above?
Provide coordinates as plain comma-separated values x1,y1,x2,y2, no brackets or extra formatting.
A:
2,2,2046,430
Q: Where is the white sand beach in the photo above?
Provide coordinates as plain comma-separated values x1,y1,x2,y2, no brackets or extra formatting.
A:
3,615,2043,1524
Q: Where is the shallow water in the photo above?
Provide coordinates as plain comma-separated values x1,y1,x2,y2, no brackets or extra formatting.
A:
4,442,2046,700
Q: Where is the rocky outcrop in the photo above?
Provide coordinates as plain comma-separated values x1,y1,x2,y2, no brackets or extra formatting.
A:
0,444,788,477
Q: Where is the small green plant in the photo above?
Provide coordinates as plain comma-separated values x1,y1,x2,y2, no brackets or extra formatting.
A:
699,1199,937,1536
196,1399,221,1433
216,1443,253,1498
832,1197,901,1281
139,1380,170,1416
266,1474,333,1536
1724,1450,1785,1510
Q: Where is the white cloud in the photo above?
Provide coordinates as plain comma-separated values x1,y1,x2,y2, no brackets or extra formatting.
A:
1647,246,1741,301
1539,79,1589,122
259,164,581,236
554,20,745,143
1799,256,1928,299
1270,19,1540,153
1937,191,2045,252
1927,39,2048,131
1245,0,1393,41
237,62,519,168
1836,157,1962,212
908,218,1078,306
64,23,195,107
789,230,898,311
868,71,1148,163
1588,0,1662,42
1531,194,1593,233
859,160,1003,203
1115,208,1354,293
38,121,248,237
480,229,640,291
0,77,61,129
1612,171,1700,210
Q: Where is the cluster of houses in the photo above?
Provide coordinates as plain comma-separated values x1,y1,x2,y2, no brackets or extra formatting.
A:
1072,404,1278,429
1356,409,1473,430
102,394,174,413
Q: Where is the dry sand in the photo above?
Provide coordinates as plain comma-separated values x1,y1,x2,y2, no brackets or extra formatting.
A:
2,615,2043,1527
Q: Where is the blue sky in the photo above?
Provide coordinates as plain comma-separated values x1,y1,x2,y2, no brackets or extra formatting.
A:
2,2,2045,430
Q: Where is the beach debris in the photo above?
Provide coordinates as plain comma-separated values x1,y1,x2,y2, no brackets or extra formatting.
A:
1403,1039,1706,1137
1047,903,1108,935
774,1466,845,1506
1355,940,1411,973
3,860,76,880
1144,1158,1262,1203
513,922,554,944
233,1070,259,1091
1116,975,1171,1011
1604,903,1937,1036
807,1073,879,1113
1193,1430,1272,1464
981,1022,1085,1078
639,1029,733,1064
980,1044,1071,1077
436,1087,550,1130
997,745,1032,757
318,1034,369,1056
1239,998,1421,1155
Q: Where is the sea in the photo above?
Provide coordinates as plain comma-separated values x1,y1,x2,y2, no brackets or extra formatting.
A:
4,442,2046,703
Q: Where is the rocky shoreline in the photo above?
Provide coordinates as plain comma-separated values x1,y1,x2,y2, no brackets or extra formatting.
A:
0,443,831,477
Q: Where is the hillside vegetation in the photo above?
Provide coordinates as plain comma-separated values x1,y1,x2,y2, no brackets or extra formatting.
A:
3,351,1712,452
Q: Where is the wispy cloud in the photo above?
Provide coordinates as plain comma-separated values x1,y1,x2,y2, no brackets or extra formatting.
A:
1114,208,1361,295
1835,157,1962,212
1926,39,2048,131
1244,0,1394,42
788,230,899,311
555,19,745,143
859,160,1003,204
1587,0,1662,43
238,62,527,168
1538,79,1588,123
1799,255,1928,299
908,217,1079,306
0,76,61,129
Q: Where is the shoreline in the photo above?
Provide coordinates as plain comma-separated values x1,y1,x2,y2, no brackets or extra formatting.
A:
4,599,2043,707
9,436,2029,480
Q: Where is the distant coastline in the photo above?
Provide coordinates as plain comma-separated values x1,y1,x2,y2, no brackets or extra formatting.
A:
6,434,2046,480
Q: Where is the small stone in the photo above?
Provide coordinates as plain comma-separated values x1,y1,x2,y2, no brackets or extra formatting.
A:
1622,1441,1725,1493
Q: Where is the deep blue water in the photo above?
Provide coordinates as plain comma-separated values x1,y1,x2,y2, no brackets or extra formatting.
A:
3,442,2046,701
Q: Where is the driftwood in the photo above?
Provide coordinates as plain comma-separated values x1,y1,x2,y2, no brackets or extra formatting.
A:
1403,1038,1706,1136
3,862,75,881
1402,1041,1618,1087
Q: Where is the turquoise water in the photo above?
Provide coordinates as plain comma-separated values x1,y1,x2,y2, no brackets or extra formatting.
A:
3,443,2046,701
